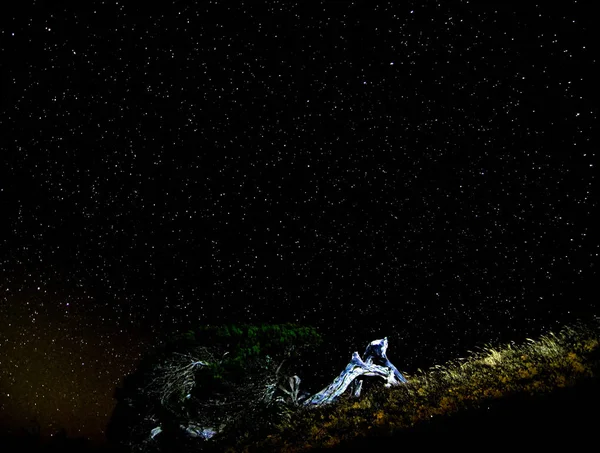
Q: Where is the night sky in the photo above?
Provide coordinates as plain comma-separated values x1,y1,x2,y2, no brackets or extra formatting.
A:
1,0,597,445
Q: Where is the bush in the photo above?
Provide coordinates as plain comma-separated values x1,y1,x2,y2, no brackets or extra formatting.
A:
107,323,323,452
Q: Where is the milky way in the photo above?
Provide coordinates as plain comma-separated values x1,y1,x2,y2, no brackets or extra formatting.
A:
1,0,597,443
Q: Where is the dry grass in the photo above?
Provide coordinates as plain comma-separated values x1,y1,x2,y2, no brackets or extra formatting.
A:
233,319,600,452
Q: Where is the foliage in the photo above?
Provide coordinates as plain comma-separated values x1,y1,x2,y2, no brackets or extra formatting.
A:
172,323,323,400
185,322,322,360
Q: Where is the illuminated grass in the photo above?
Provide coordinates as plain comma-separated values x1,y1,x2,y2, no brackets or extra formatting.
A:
234,320,600,452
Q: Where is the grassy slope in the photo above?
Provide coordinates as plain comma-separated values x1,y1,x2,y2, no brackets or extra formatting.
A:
238,321,600,451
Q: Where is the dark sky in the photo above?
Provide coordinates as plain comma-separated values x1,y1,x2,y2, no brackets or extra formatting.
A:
1,0,597,445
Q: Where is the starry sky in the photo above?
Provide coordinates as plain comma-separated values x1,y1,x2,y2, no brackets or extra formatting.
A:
1,0,597,445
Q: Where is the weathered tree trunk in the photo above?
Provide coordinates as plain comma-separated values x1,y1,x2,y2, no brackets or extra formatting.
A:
303,337,407,406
